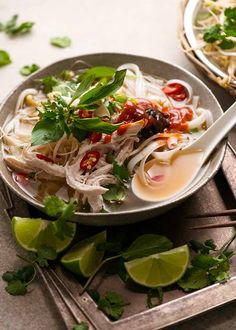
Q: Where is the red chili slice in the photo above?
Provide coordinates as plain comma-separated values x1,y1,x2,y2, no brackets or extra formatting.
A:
36,154,54,163
117,123,132,136
162,83,188,101
80,151,100,171
89,132,102,144
103,134,112,144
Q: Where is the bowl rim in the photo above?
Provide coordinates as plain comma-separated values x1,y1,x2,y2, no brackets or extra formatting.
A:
0,52,226,218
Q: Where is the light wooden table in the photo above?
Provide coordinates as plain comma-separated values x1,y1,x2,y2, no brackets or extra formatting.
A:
0,0,235,329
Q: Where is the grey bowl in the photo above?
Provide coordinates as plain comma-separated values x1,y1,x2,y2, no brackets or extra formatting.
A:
0,53,225,226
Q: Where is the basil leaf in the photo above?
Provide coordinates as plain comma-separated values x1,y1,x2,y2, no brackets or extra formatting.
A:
31,117,64,146
20,63,40,76
50,36,71,48
73,117,120,134
0,50,11,67
0,15,34,35
103,184,126,202
79,69,126,105
78,66,116,81
69,74,96,106
122,234,173,260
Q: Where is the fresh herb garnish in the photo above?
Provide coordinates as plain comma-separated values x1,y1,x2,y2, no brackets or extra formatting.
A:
203,7,236,49
0,50,12,67
147,288,163,308
73,322,89,330
107,152,130,183
78,66,116,82
177,238,234,292
20,63,40,76
2,264,36,296
39,76,60,93
44,196,77,240
89,289,126,321
50,36,71,48
103,184,126,202
0,14,34,35
27,245,57,267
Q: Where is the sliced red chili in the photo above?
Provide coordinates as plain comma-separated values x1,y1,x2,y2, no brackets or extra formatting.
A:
117,123,132,136
36,154,54,163
80,151,100,171
103,134,112,144
162,83,188,101
89,132,102,144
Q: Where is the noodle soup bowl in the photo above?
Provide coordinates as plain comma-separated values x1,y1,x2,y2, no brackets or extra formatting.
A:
0,53,225,226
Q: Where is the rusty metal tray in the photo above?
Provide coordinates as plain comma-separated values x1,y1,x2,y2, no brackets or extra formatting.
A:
1,144,236,330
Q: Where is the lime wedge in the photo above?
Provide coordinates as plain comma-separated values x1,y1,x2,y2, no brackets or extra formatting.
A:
124,245,189,287
61,231,106,277
12,216,76,253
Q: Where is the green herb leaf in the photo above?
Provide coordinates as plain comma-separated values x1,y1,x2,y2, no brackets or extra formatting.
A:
0,50,11,67
40,76,60,93
177,267,209,292
73,322,89,330
219,38,235,49
88,288,101,303
69,74,96,106
122,234,173,261
79,69,126,105
44,195,67,216
203,24,223,43
50,36,71,48
97,291,126,321
147,288,163,308
20,63,40,76
78,66,116,81
5,280,27,296
103,184,126,202
0,15,34,35
191,254,218,270
189,239,216,254
31,117,65,146
112,161,130,182
2,265,35,284
72,117,120,134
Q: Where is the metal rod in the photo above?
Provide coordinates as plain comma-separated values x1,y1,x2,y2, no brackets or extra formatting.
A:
186,209,236,219
189,221,236,230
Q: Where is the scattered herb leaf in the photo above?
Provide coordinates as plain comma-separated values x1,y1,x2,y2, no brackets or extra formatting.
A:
20,63,40,76
0,15,34,35
0,50,11,67
50,36,71,48
73,322,89,330
103,184,126,202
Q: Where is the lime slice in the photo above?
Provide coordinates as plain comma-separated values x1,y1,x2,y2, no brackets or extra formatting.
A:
12,216,76,253
124,245,189,287
61,231,106,277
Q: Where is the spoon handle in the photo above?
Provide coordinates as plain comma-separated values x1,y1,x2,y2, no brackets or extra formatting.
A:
193,102,236,163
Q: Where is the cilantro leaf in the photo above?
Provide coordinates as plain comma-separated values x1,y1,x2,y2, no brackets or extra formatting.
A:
50,36,71,48
20,63,40,76
79,69,126,105
44,196,77,240
103,184,126,202
5,280,27,296
122,234,173,260
147,288,163,308
0,15,34,35
97,291,126,321
219,38,235,49
73,322,89,330
191,254,218,270
203,24,223,43
112,160,130,182
189,239,216,254
40,76,60,93
0,50,11,67
178,267,209,292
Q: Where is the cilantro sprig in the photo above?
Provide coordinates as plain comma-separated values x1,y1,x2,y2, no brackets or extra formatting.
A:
20,63,40,76
203,7,236,49
0,14,34,35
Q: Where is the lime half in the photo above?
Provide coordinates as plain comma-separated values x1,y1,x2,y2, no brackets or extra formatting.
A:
61,231,106,277
124,245,189,287
12,216,76,253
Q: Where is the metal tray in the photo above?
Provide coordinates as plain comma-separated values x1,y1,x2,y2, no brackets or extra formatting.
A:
2,146,236,330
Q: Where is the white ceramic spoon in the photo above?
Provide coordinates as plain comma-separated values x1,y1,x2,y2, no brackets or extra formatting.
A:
132,103,236,202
